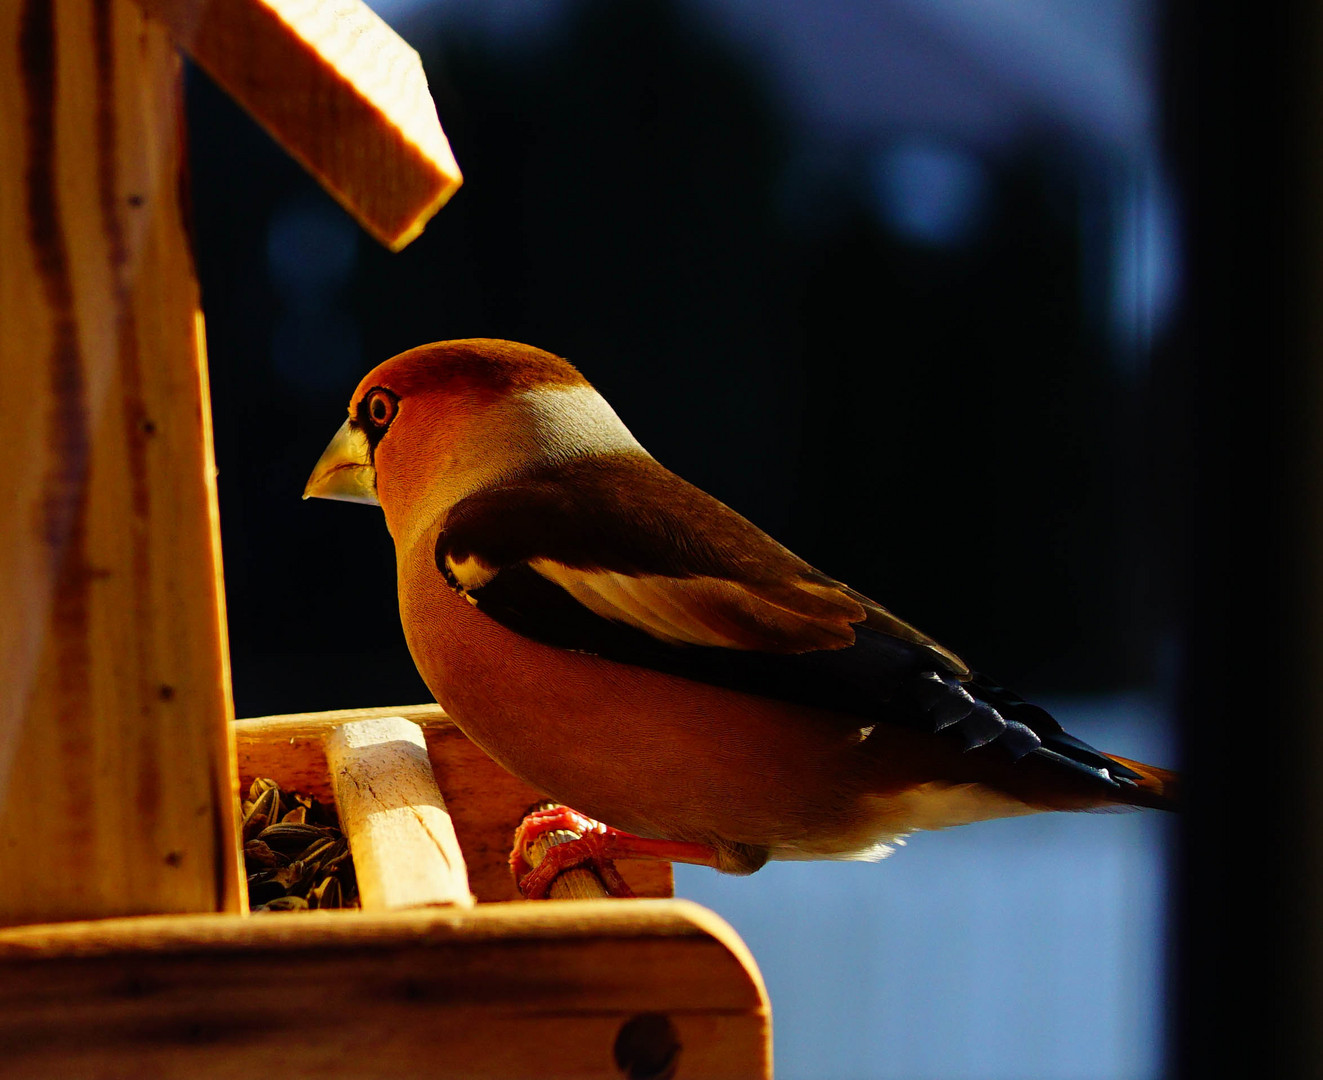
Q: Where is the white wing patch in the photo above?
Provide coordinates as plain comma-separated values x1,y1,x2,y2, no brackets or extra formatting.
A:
528,558,859,651
535,563,739,647
446,553,498,592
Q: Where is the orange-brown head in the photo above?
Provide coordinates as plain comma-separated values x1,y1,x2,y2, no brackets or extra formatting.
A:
304,339,645,548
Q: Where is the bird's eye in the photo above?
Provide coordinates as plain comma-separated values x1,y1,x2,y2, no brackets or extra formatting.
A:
362,388,398,430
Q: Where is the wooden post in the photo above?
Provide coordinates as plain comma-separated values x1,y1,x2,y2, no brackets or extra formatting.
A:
0,0,459,927
0,0,242,923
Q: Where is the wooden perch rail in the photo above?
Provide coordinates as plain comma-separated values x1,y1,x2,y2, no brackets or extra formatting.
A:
326,716,472,909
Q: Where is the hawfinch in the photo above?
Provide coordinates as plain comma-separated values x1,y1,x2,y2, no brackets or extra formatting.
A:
305,339,1176,894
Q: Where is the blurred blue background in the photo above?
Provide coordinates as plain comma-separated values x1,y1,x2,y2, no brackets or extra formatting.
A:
188,1,1181,1076
678,696,1173,1079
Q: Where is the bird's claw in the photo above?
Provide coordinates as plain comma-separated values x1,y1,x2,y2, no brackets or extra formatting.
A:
510,805,636,900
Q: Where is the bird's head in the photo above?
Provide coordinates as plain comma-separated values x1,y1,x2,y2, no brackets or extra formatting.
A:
304,338,644,545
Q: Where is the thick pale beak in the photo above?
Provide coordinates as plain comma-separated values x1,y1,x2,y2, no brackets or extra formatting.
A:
303,420,380,505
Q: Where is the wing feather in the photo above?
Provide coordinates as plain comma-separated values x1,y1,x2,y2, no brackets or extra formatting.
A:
529,559,862,651
438,453,967,674
446,552,497,591
585,569,750,647
430,454,1161,796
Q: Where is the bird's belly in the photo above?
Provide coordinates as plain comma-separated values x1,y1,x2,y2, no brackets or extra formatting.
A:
398,566,890,858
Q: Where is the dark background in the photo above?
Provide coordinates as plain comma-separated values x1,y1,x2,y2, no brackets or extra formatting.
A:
185,1,1315,1075
193,0,1164,717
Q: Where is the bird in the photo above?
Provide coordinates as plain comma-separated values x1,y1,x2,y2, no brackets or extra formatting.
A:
304,338,1177,897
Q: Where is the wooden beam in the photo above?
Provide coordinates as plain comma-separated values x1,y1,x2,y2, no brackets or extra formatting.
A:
0,0,242,925
0,902,772,1078
135,0,462,250
325,716,472,909
234,706,675,904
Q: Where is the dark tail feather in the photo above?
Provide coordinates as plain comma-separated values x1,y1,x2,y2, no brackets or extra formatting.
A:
960,675,1181,811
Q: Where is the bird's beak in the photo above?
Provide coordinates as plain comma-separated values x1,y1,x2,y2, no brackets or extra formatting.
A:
303,419,380,505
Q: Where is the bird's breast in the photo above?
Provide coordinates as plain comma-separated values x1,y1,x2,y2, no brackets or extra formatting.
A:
394,535,908,857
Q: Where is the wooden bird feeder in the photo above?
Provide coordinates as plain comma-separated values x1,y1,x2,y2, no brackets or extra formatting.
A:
0,1,771,1075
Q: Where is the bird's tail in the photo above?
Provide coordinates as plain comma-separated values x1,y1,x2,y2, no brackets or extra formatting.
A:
1102,753,1180,811
951,673,1181,813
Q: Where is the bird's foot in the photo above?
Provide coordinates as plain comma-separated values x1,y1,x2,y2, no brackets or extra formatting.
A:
512,806,636,899
511,805,720,900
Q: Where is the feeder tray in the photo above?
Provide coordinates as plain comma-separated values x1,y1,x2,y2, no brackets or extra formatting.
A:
0,705,768,1078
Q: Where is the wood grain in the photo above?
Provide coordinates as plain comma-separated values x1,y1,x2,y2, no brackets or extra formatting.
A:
134,0,462,250
326,716,472,909
0,0,242,926
234,705,675,903
0,902,771,1078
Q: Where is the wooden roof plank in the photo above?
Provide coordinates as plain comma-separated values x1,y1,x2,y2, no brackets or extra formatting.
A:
136,0,462,249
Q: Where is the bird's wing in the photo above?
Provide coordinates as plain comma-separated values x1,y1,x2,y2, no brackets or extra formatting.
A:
438,454,966,671
434,455,1161,792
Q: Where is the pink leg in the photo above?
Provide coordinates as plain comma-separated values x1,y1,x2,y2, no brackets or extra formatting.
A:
511,805,721,900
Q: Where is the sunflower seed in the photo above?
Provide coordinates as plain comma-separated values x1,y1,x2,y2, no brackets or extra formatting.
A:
309,877,342,909
243,839,288,869
256,895,308,912
242,778,358,912
242,785,282,841
257,822,336,853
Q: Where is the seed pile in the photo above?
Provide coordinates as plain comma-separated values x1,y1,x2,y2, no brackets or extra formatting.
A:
242,777,358,911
